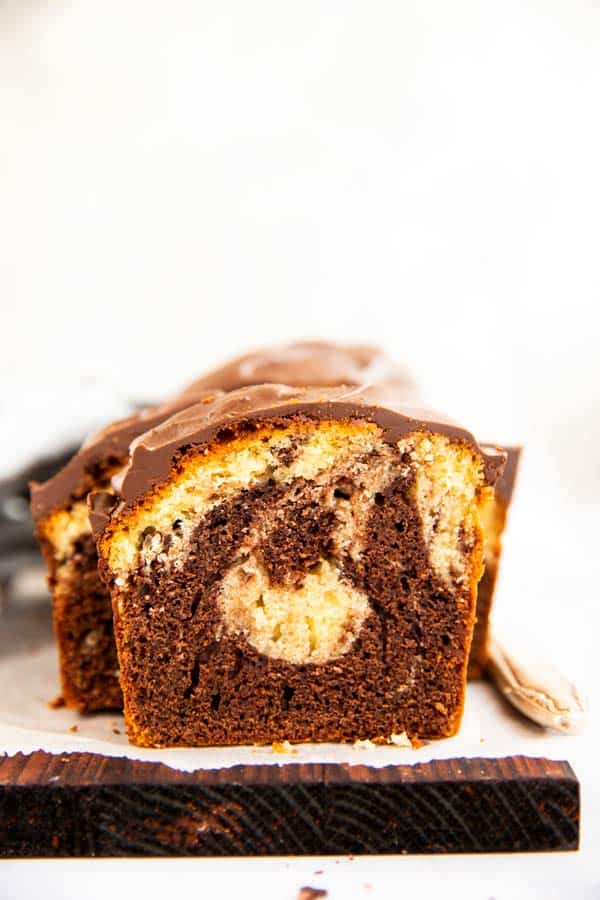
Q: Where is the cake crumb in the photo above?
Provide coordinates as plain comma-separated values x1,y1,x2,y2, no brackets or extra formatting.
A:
112,728,121,735
389,731,411,747
272,740,296,754
297,888,328,900
353,738,376,750
48,695,65,709
69,725,78,733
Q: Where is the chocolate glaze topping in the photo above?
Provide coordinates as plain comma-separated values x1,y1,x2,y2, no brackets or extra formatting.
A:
92,383,505,534
30,342,411,523
179,341,414,396
29,391,224,523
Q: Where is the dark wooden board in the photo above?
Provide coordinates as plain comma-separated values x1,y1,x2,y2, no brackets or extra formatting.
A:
0,751,579,857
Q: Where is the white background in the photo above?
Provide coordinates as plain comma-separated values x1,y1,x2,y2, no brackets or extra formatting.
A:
1,1,599,897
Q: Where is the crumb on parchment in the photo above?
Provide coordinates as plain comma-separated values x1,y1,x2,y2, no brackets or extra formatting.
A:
297,888,328,900
272,740,297,754
353,732,422,749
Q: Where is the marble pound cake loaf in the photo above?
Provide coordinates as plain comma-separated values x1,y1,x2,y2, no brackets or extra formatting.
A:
91,385,504,747
30,343,408,713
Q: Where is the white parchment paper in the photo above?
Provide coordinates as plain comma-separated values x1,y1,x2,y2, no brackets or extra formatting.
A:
0,635,581,772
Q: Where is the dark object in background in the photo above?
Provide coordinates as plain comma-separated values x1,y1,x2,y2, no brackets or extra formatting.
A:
0,447,78,594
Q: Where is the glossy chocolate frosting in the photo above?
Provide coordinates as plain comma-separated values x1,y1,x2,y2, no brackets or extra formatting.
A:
92,383,505,532
30,342,412,523
29,391,224,523
179,341,414,396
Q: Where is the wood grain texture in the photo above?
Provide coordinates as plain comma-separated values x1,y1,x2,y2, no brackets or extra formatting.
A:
0,751,579,857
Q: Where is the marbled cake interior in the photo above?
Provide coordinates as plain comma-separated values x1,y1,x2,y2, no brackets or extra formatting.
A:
98,419,490,747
